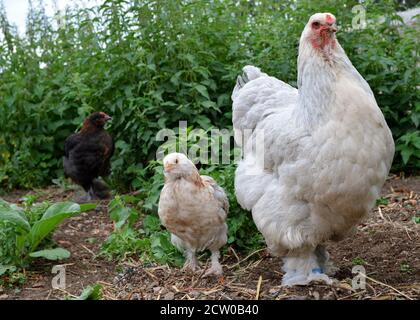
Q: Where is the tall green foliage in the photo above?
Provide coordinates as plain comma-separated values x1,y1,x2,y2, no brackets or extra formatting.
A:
0,0,418,191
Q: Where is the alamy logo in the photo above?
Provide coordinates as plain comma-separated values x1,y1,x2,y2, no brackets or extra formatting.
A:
51,265,66,290
352,5,367,30
352,265,366,290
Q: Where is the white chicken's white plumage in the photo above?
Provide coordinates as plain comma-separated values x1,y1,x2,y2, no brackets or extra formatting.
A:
232,13,394,286
158,153,228,276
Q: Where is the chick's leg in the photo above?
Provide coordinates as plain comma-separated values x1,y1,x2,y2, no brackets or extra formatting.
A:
182,249,199,272
204,250,223,277
282,247,332,287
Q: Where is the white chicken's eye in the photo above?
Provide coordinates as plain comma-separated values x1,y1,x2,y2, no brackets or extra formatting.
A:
175,159,178,164
312,21,320,29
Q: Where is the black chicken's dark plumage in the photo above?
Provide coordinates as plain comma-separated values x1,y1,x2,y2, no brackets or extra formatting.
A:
64,112,114,200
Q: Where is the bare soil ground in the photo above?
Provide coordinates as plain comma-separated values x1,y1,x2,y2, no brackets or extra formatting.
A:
1,175,419,300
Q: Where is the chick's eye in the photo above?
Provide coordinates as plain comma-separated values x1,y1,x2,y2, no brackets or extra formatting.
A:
175,159,178,164
312,21,320,29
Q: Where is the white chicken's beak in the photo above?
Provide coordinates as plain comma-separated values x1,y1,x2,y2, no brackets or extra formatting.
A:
328,24,337,33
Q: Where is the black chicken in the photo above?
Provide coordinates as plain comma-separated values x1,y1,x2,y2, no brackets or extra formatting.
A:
64,112,114,200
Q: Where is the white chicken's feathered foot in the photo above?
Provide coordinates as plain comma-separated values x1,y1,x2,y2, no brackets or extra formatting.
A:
315,245,338,276
281,247,333,287
203,251,223,277
182,249,199,272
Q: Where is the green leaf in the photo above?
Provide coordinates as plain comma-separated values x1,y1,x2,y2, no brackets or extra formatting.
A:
170,71,183,86
194,84,210,99
143,215,161,234
29,212,78,251
76,284,103,300
147,64,156,72
200,100,216,109
0,265,17,276
41,202,81,220
401,148,413,164
79,203,97,212
0,201,30,233
412,139,420,150
16,233,27,252
109,205,138,229
411,113,419,128
375,197,389,206
28,202,94,251
196,116,212,129
29,248,71,260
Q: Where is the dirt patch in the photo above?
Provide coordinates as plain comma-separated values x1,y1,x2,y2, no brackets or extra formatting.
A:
1,175,419,300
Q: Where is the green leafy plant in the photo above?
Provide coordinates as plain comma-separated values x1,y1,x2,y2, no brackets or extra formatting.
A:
352,257,367,266
143,215,184,267
400,263,411,273
0,267,26,288
100,195,149,260
74,284,103,300
0,198,96,274
375,197,389,206
396,131,420,168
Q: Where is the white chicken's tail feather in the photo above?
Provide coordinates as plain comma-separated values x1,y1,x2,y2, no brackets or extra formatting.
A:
232,65,266,100
231,65,297,146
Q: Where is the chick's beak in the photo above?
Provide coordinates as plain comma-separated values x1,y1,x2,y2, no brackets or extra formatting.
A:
104,114,112,121
164,164,174,173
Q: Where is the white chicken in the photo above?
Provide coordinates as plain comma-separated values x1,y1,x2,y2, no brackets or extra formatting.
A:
158,153,229,276
232,13,394,286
